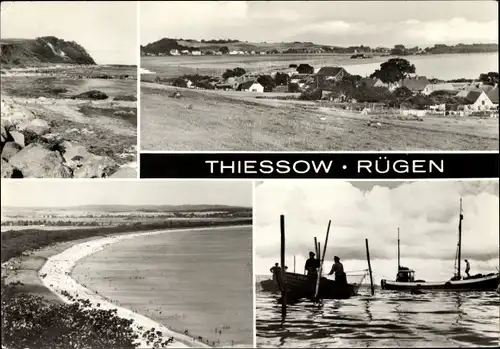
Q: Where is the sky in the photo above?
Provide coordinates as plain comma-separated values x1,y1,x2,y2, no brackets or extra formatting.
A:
1,1,137,65
1,180,252,208
254,180,499,284
140,1,498,47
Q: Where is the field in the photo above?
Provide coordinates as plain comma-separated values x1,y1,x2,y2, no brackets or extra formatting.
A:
1,65,138,178
140,83,499,151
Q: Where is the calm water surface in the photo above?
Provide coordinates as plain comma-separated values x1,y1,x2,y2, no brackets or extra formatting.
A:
256,284,499,347
73,226,253,347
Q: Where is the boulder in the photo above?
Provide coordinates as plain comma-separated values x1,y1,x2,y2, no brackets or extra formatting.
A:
19,118,50,136
109,163,137,178
8,144,72,178
9,130,25,148
1,159,14,178
60,141,93,169
73,154,118,178
1,142,22,161
41,132,62,142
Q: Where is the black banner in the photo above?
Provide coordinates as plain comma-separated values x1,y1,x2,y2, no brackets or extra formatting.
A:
140,152,499,179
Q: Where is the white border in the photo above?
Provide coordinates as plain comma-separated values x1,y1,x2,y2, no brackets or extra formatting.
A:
252,180,257,348
136,0,141,179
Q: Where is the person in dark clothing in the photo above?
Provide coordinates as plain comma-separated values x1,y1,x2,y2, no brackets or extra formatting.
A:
328,256,347,284
465,259,471,278
304,252,320,276
270,263,281,282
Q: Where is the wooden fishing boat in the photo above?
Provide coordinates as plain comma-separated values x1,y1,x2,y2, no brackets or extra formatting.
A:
381,199,500,292
260,271,360,299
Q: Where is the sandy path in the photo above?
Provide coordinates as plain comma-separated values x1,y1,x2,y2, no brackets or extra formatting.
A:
37,226,251,348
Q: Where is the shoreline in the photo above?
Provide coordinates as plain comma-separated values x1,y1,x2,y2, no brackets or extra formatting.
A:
37,225,252,348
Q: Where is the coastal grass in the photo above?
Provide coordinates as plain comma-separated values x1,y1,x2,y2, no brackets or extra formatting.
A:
140,84,499,151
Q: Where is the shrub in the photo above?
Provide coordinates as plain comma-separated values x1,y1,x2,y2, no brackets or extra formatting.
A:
114,95,137,102
288,83,300,93
70,90,108,100
299,89,322,101
1,294,141,349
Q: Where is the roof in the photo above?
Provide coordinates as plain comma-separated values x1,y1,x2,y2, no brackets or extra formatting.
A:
239,80,261,89
360,78,383,88
316,66,346,77
400,78,430,91
487,87,499,103
464,90,483,103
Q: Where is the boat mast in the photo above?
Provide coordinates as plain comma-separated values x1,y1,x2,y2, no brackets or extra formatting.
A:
397,227,400,270
457,198,463,279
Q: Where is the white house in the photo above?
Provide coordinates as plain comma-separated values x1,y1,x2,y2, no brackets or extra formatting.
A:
463,90,494,111
238,81,264,93
421,83,456,96
169,49,180,56
191,50,202,56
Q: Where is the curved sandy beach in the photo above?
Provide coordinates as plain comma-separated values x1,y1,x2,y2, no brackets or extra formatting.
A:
38,225,251,348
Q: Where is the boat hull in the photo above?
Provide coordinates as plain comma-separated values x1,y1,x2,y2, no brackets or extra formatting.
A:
381,273,500,291
260,272,359,299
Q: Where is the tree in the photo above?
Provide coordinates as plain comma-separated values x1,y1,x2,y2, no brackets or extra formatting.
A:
172,78,187,87
274,72,289,86
297,64,314,74
222,67,246,79
393,86,413,99
370,58,416,84
257,75,276,92
479,72,499,86
288,83,300,92
219,46,229,54
391,44,406,56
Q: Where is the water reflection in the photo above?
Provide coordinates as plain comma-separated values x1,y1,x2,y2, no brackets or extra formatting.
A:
256,287,500,347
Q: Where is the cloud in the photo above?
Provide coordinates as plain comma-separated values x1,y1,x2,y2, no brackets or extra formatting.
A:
254,180,499,281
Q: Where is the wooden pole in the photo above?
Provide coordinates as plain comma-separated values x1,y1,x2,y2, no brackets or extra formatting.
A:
365,238,374,296
314,237,319,257
314,220,331,299
457,198,463,279
317,242,321,263
280,215,287,318
397,227,400,269
293,255,296,273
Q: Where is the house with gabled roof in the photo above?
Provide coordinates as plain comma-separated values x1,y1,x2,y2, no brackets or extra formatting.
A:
237,80,264,92
463,90,494,111
399,77,430,94
359,77,387,88
316,66,349,81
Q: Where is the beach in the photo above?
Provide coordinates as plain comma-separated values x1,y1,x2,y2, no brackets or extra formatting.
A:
36,225,253,348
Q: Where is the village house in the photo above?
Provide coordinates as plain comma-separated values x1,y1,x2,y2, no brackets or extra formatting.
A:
359,77,387,88
237,81,264,93
169,49,180,56
191,50,202,56
487,86,499,107
399,77,430,94
462,90,495,111
181,50,190,55
421,83,456,95
316,66,349,81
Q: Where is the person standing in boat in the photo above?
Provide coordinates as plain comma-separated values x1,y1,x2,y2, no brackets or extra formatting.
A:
304,252,320,276
328,256,347,284
270,263,281,280
465,259,471,278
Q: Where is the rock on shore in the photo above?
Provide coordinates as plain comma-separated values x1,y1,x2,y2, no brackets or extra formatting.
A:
1,98,120,178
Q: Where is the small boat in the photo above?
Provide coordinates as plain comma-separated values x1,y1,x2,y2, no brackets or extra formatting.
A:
260,271,360,300
381,198,500,292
